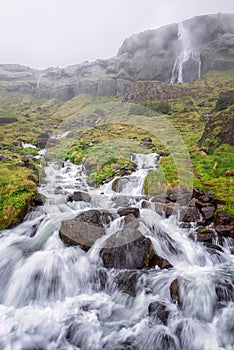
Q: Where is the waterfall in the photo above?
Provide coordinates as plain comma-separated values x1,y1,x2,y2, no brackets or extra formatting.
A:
0,153,233,349
171,22,202,84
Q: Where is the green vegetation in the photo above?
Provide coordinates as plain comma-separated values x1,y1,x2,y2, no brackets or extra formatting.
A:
0,163,37,229
0,69,233,229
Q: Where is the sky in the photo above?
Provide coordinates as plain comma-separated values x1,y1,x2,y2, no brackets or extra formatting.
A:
0,0,233,69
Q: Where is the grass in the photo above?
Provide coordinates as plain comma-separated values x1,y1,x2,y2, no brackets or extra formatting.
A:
0,68,233,229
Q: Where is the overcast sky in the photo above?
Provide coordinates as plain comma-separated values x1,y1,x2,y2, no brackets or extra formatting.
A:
0,0,233,69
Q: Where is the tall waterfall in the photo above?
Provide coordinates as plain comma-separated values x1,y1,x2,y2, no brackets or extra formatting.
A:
0,153,233,349
171,22,202,84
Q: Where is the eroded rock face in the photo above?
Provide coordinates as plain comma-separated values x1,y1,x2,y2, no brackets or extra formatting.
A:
0,14,233,99
59,209,113,251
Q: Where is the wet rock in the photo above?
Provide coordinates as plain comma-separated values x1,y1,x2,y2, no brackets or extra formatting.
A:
112,177,129,192
117,207,140,219
100,224,154,269
149,255,173,269
196,228,215,243
114,270,143,297
59,209,113,251
215,280,234,302
170,279,180,304
148,301,170,325
154,202,180,217
36,131,51,149
55,186,63,194
192,188,205,198
201,206,215,222
53,160,65,170
204,243,224,255
215,210,234,238
33,192,46,206
67,191,91,203
180,207,200,222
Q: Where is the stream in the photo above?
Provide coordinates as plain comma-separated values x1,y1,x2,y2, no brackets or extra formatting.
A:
0,153,233,350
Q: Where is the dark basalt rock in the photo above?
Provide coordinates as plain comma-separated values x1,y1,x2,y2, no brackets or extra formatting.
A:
170,279,180,304
112,177,130,192
114,270,143,297
67,191,91,203
59,209,113,251
180,207,200,222
215,279,234,302
148,301,170,325
201,206,215,222
117,207,140,218
196,228,215,243
100,228,154,269
149,255,173,269
215,210,234,238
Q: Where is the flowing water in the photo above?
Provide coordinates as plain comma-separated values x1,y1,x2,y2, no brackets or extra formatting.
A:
0,153,233,350
171,23,202,84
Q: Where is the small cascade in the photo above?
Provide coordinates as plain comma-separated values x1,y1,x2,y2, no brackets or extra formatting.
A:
0,150,233,349
171,22,202,83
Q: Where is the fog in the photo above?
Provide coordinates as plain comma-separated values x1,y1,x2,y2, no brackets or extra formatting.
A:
0,0,233,69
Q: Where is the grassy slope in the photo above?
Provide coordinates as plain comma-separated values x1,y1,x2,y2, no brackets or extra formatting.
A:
0,69,233,229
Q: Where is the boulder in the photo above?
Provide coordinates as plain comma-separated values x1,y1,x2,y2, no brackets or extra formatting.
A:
67,191,91,203
149,255,173,269
59,209,113,251
100,222,154,269
114,270,143,297
201,206,215,222
148,301,170,325
196,228,215,243
111,177,129,192
170,279,180,304
117,207,140,218
215,210,234,238
215,280,234,303
180,207,200,222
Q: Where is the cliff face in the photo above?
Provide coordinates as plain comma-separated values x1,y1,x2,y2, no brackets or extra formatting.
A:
0,13,234,99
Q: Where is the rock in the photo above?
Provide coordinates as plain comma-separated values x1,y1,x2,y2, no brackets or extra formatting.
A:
170,279,180,304
148,301,170,325
149,255,173,269
192,188,205,199
215,225,234,238
154,202,180,217
36,131,51,148
111,177,129,192
180,207,200,222
33,192,47,206
59,209,113,251
117,207,140,218
196,228,215,243
100,225,154,269
201,206,215,222
0,117,18,124
114,270,143,297
215,280,234,303
204,243,224,255
215,210,234,238
141,137,152,143
67,191,91,203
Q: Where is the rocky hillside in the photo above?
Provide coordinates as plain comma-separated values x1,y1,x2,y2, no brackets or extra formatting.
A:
0,13,234,99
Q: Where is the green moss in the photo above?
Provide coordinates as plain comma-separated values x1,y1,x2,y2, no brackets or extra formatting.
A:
0,163,37,229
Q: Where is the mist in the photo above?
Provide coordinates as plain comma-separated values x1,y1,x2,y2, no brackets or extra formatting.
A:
0,0,233,69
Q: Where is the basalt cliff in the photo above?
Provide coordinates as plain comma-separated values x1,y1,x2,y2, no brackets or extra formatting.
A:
0,12,234,99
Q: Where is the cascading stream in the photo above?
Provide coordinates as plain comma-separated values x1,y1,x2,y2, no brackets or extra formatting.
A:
0,153,233,350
